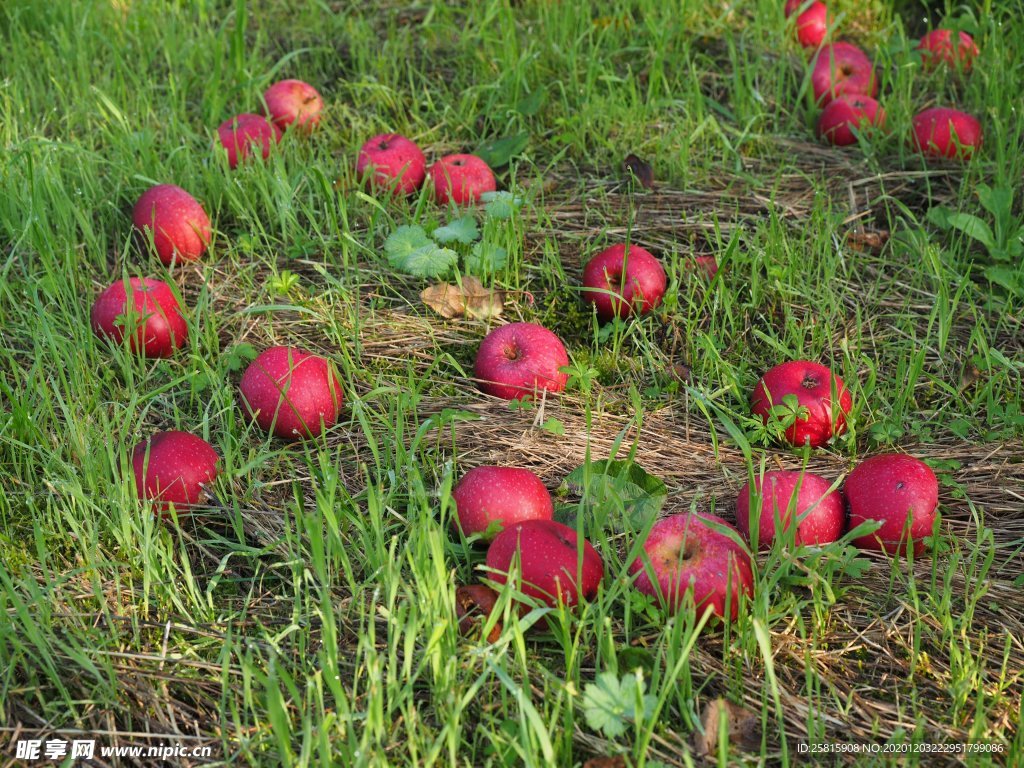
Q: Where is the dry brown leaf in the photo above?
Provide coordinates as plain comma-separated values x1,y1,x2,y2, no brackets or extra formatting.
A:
624,153,655,189
845,228,890,254
421,276,505,320
695,697,761,757
582,757,628,768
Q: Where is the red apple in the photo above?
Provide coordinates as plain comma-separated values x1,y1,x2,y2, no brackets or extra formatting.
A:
629,512,753,620
751,360,853,448
811,43,877,106
683,255,719,279
356,133,427,196
132,184,211,265
455,584,503,642
917,29,979,71
239,346,343,439
581,244,667,322
736,470,845,547
485,519,604,609
429,154,496,206
846,453,939,555
817,93,886,146
263,79,324,132
474,322,569,401
789,1,830,49
217,113,282,169
91,277,188,358
132,431,219,513
452,466,554,540
911,107,982,160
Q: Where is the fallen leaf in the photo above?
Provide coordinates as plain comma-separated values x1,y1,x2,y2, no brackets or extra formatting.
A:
582,757,628,768
624,154,654,189
845,228,890,254
421,276,505,319
695,698,761,756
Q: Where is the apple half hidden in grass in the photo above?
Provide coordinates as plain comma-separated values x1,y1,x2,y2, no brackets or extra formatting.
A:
239,346,343,440
429,153,497,205
846,453,939,555
911,107,982,160
817,93,886,146
263,79,324,132
474,322,569,401
356,133,427,196
217,113,282,169
581,243,667,322
452,466,554,541
917,29,979,71
811,42,877,106
485,519,604,609
629,512,754,620
751,360,853,448
132,431,219,513
786,0,831,50
91,277,188,358
132,184,211,265
736,469,845,548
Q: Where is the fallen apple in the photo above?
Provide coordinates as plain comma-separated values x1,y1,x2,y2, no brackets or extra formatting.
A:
217,113,282,169
581,243,667,322
91,277,188,358
132,430,219,513
132,184,212,265
263,78,324,132
917,29,979,71
736,469,845,547
629,512,753,620
356,133,427,196
486,519,604,609
429,154,496,205
751,360,853,448
474,322,569,401
811,42,877,106
911,107,982,160
452,466,554,540
846,453,939,555
786,0,831,50
817,93,886,146
239,346,343,439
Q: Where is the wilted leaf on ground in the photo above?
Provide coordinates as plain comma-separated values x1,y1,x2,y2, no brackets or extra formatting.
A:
695,698,762,756
421,276,505,319
481,191,524,219
467,242,508,273
563,459,667,526
844,228,889,254
582,757,627,768
385,225,458,278
623,153,654,189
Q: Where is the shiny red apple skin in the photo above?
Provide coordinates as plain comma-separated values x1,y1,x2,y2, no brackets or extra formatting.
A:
817,94,886,146
452,466,554,540
629,512,753,620
581,244,667,322
239,346,343,440
791,1,830,49
356,133,427,196
91,277,188,358
917,29,979,71
474,322,569,401
217,113,282,169
846,454,939,555
263,79,324,132
911,107,982,160
132,431,219,512
811,43,877,106
737,470,844,547
486,519,604,609
429,154,496,205
751,360,853,448
132,184,211,265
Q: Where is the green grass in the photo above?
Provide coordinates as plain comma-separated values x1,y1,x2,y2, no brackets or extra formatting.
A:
1,0,1023,765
